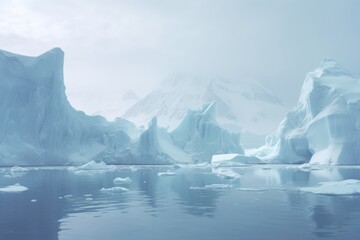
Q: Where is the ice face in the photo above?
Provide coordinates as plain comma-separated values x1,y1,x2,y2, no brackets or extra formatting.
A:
0,48,132,166
171,102,244,163
249,60,360,165
116,103,244,164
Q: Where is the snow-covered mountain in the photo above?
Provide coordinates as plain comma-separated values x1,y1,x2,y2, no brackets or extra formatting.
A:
123,75,287,135
247,60,360,165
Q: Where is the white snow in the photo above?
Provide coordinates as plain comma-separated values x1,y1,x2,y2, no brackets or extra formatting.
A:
247,60,360,165
113,177,132,184
0,183,28,193
299,179,360,195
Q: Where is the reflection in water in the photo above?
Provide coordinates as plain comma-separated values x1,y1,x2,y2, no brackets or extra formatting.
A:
0,165,360,240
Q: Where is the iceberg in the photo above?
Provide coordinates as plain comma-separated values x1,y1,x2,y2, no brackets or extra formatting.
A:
171,102,244,163
107,103,244,164
0,48,132,166
248,60,360,165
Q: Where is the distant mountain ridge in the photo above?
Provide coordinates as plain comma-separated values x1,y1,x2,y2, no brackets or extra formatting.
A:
123,75,288,135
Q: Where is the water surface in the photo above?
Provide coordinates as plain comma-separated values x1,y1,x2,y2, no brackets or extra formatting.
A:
1,165,360,240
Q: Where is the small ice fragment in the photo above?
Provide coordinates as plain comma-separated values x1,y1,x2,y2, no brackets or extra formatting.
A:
113,177,132,185
157,171,176,177
100,186,129,193
0,183,28,193
190,184,233,190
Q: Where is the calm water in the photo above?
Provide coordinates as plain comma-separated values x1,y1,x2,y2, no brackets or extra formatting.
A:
1,164,360,240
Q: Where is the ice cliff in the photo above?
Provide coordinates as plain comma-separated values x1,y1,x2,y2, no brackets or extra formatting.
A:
248,60,360,165
0,48,133,166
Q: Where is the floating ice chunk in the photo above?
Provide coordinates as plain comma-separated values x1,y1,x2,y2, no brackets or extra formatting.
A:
211,153,260,166
190,184,233,190
71,161,116,171
299,179,360,195
64,194,73,199
113,177,132,185
69,161,116,174
83,194,92,197
8,166,29,178
237,187,267,191
157,171,176,177
0,183,28,193
100,186,129,193
298,163,322,171
212,167,241,180
211,154,240,164
10,166,28,173
129,166,138,172
85,198,93,201
31,199,37,202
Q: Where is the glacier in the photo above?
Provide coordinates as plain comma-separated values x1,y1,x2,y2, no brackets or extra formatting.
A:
0,48,244,166
246,60,360,165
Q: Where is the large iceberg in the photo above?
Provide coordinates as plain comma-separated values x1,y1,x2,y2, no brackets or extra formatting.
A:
248,60,360,165
101,103,244,164
0,48,132,166
171,102,243,163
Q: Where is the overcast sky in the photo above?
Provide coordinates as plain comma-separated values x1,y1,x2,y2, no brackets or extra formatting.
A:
1,0,359,114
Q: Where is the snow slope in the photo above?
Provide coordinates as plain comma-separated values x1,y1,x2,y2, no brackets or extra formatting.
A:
123,75,287,135
0,48,132,166
248,60,360,165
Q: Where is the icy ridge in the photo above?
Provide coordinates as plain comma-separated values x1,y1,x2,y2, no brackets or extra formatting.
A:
248,60,360,165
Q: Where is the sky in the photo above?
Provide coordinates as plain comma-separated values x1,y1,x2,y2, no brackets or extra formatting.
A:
0,0,360,115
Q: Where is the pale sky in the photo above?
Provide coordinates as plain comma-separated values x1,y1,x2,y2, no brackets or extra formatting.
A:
1,0,359,114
